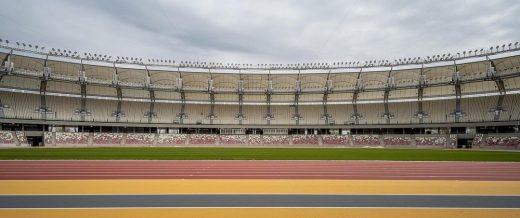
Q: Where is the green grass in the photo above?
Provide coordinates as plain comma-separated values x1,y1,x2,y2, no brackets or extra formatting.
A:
0,147,519,161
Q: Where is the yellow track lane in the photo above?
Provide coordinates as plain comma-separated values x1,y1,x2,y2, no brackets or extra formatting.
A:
1,208,519,218
1,179,519,195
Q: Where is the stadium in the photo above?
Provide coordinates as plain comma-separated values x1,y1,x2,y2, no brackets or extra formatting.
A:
0,41,519,149
0,1,520,217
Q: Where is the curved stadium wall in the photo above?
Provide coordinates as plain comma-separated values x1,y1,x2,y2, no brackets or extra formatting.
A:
0,44,519,148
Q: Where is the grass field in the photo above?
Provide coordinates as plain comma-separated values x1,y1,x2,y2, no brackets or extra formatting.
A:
0,147,519,161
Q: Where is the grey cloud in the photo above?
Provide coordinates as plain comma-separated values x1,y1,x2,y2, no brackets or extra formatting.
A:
0,0,518,64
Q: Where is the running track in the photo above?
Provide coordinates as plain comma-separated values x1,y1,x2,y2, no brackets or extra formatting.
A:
1,160,519,180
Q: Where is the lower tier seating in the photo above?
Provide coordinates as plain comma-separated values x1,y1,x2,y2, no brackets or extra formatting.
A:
35,132,520,149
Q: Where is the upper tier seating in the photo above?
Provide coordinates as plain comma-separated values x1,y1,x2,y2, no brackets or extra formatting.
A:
2,90,519,125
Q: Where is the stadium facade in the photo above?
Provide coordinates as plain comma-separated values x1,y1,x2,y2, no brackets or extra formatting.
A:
0,40,519,148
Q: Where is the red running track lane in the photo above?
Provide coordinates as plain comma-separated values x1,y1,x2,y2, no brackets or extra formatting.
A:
0,160,520,181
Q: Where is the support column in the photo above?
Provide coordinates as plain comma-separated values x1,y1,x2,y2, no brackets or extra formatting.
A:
487,58,507,121
0,49,14,80
293,74,302,125
264,72,274,125
207,72,217,124
351,69,363,124
450,61,464,122
147,90,156,123
179,92,187,124
236,74,246,124
115,87,123,122
144,66,156,123
38,55,50,120
383,91,390,124
110,63,124,122
383,68,395,124
416,64,428,123
321,70,333,124
176,72,187,124
78,59,89,121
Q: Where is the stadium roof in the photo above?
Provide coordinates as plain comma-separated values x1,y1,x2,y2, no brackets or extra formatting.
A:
1,39,519,73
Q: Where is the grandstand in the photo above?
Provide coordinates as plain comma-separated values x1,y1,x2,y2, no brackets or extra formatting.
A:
0,40,519,149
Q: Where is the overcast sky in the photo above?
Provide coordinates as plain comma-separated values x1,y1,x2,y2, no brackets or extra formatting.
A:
0,0,518,64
